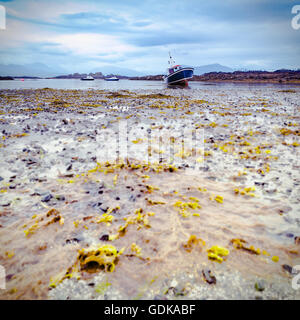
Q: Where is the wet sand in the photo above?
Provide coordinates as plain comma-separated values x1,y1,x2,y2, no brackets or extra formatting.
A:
0,86,299,300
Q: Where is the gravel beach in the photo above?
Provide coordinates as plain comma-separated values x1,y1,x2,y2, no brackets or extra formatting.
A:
0,85,299,300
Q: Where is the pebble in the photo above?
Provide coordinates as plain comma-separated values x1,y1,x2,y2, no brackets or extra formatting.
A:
41,193,53,202
255,280,266,292
202,269,217,285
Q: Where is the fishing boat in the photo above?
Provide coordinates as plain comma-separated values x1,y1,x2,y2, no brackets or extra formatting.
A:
163,53,194,86
104,76,119,81
81,75,94,81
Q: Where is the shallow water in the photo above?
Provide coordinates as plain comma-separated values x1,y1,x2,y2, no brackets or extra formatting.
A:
0,78,297,91
0,86,299,299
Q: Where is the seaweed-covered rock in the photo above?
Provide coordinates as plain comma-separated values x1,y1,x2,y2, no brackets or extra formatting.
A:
77,244,124,273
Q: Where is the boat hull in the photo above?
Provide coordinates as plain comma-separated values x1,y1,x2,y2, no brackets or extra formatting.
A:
164,68,193,85
104,78,119,81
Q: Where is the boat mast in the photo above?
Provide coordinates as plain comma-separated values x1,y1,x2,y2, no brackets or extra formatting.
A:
168,52,175,67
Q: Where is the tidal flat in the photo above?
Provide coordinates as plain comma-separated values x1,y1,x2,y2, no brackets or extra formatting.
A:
0,86,299,300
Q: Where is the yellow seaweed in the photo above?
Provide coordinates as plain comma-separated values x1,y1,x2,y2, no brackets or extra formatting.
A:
77,244,124,273
207,246,229,263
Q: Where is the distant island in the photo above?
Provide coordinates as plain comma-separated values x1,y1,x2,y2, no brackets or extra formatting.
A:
1,69,300,84
53,72,128,80
0,76,14,80
129,70,300,84
192,69,300,84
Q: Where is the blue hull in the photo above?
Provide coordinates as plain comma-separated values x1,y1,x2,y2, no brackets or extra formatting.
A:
165,68,193,85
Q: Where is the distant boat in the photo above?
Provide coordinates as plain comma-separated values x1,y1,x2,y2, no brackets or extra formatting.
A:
81,75,94,81
104,76,119,81
163,53,194,85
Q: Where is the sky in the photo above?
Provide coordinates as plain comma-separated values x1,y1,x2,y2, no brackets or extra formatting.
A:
0,0,299,74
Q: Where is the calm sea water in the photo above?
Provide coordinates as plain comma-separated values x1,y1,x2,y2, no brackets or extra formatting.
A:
0,78,293,90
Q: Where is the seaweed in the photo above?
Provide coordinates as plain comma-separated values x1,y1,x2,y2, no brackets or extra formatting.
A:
173,200,201,218
183,235,205,252
207,246,229,263
131,243,142,256
77,244,124,273
230,239,260,255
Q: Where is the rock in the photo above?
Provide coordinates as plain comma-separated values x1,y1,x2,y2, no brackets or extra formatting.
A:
0,176,3,182
282,264,293,275
66,164,72,171
295,236,300,245
255,280,265,292
41,193,53,202
65,238,80,244
202,269,217,285
91,202,103,209
31,189,45,196
129,195,136,202
1,202,11,207
5,274,14,281
99,234,110,241
173,284,189,297
100,206,109,213
55,195,66,201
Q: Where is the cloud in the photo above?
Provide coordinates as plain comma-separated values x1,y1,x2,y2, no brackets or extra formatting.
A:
49,33,138,58
0,0,299,73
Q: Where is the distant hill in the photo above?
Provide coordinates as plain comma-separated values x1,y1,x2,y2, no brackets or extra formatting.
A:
194,64,233,75
191,70,300,84
0,63,67,77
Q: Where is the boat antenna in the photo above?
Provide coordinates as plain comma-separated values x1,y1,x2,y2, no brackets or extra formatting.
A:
168,52,175,66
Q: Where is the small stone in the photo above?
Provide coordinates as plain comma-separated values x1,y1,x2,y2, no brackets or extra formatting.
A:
65,238,80,244
1,202,11,207
6,274,14,281
99,234,109,241
255,280,265,292
282,264,293,274
91,202,103,208
41,194,53,202
100,206,109,213
285,233,294,238
66,164,72,171
295,236,300,245
202,269,217,285
55,195,65,201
